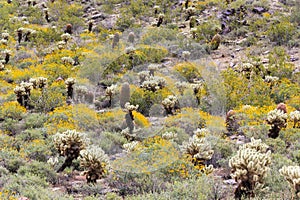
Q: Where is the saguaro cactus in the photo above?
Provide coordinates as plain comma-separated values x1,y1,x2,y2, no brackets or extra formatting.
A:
120,82,130,108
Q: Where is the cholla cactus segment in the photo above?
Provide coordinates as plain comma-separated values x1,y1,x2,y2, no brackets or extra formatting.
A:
181,135,214,162
53,130,88,159
193,128,210,138
14,85,26,96
124,102,139,112
162,95,178,109
290,110,300,128
148,64,160,71
229,148,271,179
47,157,59,168
76,85,88,95
61,56,75,65
241,137,269,153
266,109,288,128
123,141,139,152
182,51,191,60
1,32,9,40
65,77,76,86
37,77,47,88
125,46,136,54
138,71,150,83
203,164,214,174
162,131,178,141
57,41,66,49
105,84,118,97
264,75,279,83
61,33,71,42
20,81,33,93
0,39,8,45
140,76,166,91
79,145,110,183
229,138,271,198
280,165,300,198
0,62,4,71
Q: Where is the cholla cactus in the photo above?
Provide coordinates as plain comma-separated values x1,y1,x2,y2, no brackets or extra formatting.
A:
266,108,288,138
47,157,59,168
125,46,136,54
193,128,209,138
61,56,75,65
79,145,110,183
181,129,214,166
123,141,139,152
2,32,9,40
229,138,271,199
279,165,300,199
23,28,36,42
153,5,160,15
290,110,300,128
148,64,160,76
57,41,66,50
175,81,189,95
75,85,88,103
0,62,4,71
182,51,191,61
14,82,33,107
225,110,240,136
190,81,204,105
157,13,164,27
61,33,71,43
30,77,47,89
2,49,11,64
162,131,178,141
124,102,139,130
125,102,139,113
53,130,88,172
264,75,279,83
65,77,76,99
138,71,150,84
162,95,179,115
140,76,166,92
105,84,118,107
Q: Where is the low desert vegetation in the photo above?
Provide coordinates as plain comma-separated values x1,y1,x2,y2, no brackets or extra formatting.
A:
0,0,299,199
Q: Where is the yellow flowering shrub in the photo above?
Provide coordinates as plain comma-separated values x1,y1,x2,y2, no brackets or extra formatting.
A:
0,101,26,120
45,104,99,134
173,62,202,82
98,108,126,131
132,111,150,128
112,136,179,173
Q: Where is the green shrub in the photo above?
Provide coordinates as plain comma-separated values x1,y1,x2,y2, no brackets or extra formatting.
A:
17,161,57,184
266,19,296,46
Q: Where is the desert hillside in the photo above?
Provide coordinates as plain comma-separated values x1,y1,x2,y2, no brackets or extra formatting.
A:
0,0,299,199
